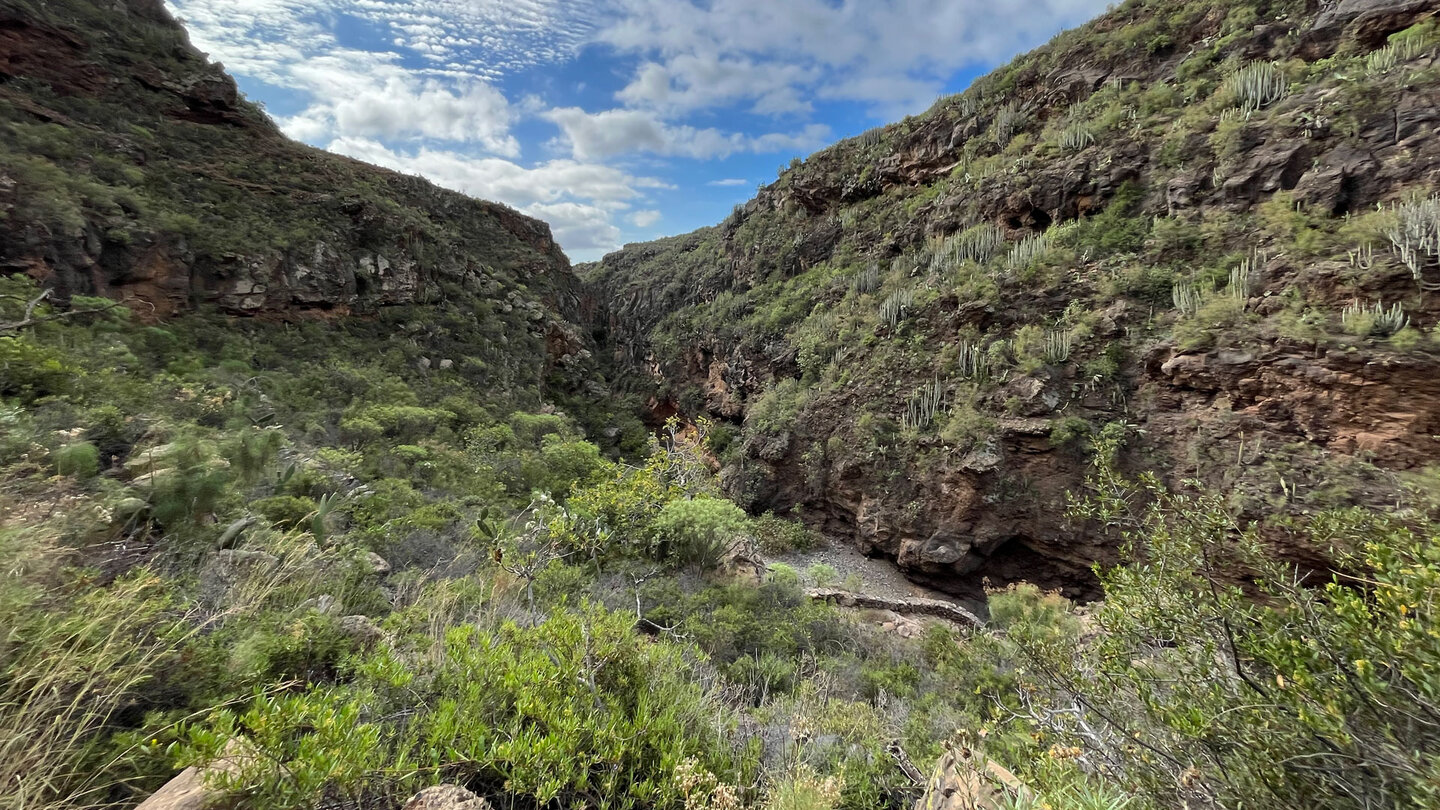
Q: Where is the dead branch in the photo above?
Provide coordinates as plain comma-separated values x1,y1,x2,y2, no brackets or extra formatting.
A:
1,289,121,332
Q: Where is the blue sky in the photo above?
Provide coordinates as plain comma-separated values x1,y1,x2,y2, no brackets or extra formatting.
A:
165,0,1110,262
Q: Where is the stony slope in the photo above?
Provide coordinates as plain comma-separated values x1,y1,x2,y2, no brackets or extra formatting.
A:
587,0,1440,598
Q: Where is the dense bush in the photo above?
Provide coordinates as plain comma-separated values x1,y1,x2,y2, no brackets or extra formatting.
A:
1004,428,1440,809
53,441,99,478
186,606,750,810
652,496,752,567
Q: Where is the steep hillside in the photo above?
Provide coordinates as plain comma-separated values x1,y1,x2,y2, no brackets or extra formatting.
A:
588,0,1440,599
0,0,578,323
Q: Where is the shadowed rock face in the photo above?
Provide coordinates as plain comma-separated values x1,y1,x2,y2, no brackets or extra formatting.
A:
585,1,1440,598
0,0,579,321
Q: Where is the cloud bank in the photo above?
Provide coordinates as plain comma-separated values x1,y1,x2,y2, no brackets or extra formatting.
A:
166,0,1110,259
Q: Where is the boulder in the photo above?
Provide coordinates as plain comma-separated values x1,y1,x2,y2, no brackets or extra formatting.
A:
111,496,150,522
124,442,181,476
136,740,254,810
361,551,392,577
336,614,386,649
402,785,491,810
1308,0,1436,51
198,549,279,605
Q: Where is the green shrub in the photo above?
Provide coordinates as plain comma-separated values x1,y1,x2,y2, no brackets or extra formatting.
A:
0,336,80,402
536,435,609,499
762,765,845,810
859,660,920,701
189,607,746,810
360,404,451,442
753,512,819,554
338,416,384,446
54,441,100,478
147,439,234,526
228,613,356,682
652,496,751,568
807,563,839,587
987,582,1080,644
766,562,800,588
746,378,809,436
251,495,318,530
1058,182,1150,256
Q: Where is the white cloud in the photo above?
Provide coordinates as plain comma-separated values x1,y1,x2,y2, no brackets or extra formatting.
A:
293,76,520,156
615,55,817,116
527,202,623,255
166,0,643,256
325,137,666,256
168,0,534,155
166,0,1116,254
598,0,1111,118
169,0,603,83
628,209,662,228
544,107,830,161
541,108,668,160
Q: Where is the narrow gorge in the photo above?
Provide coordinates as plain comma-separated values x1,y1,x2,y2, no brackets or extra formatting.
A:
585,0,1440,599
3,0,1439,808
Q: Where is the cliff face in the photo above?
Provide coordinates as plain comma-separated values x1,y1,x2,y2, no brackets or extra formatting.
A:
0,0,578,322
588,0,1440,598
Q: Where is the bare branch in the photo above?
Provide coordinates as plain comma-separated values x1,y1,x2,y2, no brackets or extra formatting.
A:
0,289,121,332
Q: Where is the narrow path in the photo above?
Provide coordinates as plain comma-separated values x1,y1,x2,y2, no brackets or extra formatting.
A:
768,539,988,618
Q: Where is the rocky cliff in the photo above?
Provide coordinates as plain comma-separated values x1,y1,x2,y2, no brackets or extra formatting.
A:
0,0,578,323
587,0,1440,598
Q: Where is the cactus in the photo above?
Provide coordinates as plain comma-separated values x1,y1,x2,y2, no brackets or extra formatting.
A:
956,340,991,381
1342,299,1408,337
1387,193,1440,291
1043,329,1073,364
1218,105,1254,123
992,101,1026,146
1060,123,1095,151
902,377,946,431
1348,243,1377,271
1367,36,1428,75
878,288,916,329
1220,61,1287,111
1227,253,1263,303
1173,280,1202,316
1006,233,1048,272
852,264,881,294
930,225,1005,274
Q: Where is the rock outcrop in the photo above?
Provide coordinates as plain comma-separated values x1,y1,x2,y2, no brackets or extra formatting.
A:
135,741,254,810
805,588,983,628
402,785,492,810
914,746,1033,810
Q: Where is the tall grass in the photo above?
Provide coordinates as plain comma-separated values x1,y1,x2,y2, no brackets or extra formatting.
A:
0,525,339,810
0,530,189,810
